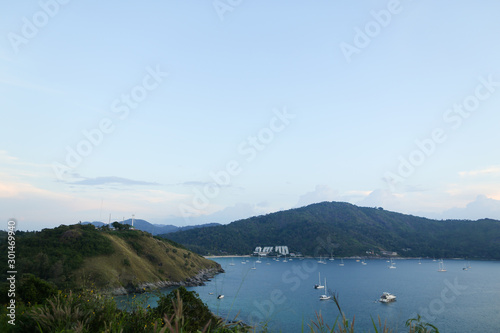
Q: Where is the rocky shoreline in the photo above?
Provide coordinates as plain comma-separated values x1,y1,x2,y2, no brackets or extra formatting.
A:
109,266,225,295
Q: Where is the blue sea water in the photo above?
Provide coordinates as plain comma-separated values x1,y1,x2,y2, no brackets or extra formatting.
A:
118,258,500,332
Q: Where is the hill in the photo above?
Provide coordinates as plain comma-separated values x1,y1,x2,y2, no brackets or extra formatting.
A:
83,219,221,235
162,201,500,259
0,223,222,294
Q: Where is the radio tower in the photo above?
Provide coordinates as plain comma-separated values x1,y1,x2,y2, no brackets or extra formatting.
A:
131,214,135,229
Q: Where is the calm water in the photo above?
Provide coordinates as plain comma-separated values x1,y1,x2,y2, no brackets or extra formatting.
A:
118,258,500,332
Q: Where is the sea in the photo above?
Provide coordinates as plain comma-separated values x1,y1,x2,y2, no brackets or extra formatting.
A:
117,258,500,332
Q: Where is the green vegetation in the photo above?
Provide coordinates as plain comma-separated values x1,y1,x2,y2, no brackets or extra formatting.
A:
0,224,221,293
163,201,500,259
0,286,246,333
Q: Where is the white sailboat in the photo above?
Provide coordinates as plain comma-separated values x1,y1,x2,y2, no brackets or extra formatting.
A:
339,258,344,266
438,259,446,272
229,258,235,266
418,258,422,265
319,278,331,300
314,272,324,289
329,253,335,261
361,259,367,265
317,256,326,264
389,258,396,269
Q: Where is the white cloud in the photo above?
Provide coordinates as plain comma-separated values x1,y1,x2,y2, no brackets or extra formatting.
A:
459,166,500,177
295,185,339,208
440,195,500,220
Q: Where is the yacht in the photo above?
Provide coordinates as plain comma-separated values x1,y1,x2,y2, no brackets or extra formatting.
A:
339,258,344,266
438,260,446,272
379,292,396,303
217,294,224,299
314,272,324,289
319,278,331,300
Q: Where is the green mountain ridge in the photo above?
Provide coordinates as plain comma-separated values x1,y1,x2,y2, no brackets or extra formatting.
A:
0,223,222,296
163,201,500,259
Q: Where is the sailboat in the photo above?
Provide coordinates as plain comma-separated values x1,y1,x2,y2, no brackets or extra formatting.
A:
438,259,446,272
418,258,422,265
339,258,344,266
256,256,262,264
389,258,396,269
329,253,335,261
283,255,288,263
361,259,367,265
317,256,326,264
229,258,235,266
314,272,324,289
251,261,256,270
319,278,331,300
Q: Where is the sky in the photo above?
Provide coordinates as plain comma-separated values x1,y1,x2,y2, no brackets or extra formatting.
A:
1,0,500,231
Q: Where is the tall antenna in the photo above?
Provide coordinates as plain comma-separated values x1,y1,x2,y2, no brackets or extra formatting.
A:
132,214,135,228
99,198,104,221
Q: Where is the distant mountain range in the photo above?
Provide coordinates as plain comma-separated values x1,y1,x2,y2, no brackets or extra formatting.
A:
83,219,220,236
162,201,500,259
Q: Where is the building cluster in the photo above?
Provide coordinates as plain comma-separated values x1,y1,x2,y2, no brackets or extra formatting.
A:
254,246,289,256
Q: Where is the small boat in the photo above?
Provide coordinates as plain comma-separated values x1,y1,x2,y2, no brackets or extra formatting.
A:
251,262,256,270
314,272,324,289
389,258,396,269
329,253,335,261
379,292,396,303
229,258,235,266
418,258,422,265
361,259,367,265
317,256,326,264
217,294,224,299
339,258,344,266
438,260,446,272
319,278,331,300
209,292,214,295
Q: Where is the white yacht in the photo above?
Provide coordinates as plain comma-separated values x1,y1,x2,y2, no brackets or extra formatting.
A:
438,259,446,272
379,292,396,303
314,272,324,289
319,278,331,300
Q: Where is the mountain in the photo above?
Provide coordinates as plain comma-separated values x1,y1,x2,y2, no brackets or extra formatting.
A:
0,223,222,293
162,201,500,259
83,219,221,235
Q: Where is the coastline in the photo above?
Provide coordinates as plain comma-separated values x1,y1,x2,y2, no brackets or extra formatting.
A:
108,266,225,295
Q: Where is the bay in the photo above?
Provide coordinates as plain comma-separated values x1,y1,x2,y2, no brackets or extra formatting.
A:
118,258,500,332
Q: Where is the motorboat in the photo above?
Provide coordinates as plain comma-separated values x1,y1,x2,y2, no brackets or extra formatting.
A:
379,292,396,303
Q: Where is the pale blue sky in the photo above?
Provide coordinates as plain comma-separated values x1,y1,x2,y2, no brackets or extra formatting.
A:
2,1,500,230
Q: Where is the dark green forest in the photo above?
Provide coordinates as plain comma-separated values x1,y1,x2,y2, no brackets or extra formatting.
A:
163,201,500,259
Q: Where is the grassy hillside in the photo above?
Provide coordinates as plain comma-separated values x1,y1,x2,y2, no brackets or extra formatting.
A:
163,201,500,259
74,229,221,291
0,223,221,293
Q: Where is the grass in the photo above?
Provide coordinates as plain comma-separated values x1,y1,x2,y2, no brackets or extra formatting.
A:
72,231,220,290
